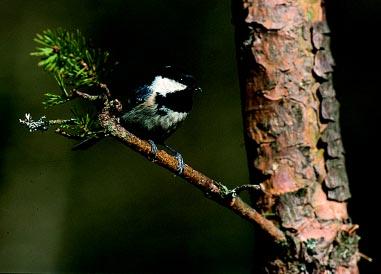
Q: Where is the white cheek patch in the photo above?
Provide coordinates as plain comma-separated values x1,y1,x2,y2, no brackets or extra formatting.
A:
150,76,187,96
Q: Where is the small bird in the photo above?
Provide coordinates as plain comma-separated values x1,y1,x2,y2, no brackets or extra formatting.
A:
119,65,201,174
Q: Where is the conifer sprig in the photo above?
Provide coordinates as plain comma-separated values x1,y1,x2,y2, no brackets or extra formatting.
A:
42,93,71,107
31,28,111,104
57,111,102,139
23,28,110,142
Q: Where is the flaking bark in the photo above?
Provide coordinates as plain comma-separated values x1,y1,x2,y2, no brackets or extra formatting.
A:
232,0,360,273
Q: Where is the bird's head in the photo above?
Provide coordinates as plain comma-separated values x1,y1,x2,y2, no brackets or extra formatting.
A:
145,65,201,114
152,65,202,95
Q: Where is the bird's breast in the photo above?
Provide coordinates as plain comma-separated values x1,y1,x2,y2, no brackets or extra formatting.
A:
121,103,188,140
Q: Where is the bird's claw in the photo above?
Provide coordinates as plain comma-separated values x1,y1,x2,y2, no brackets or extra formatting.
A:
148,140,158,161
175,152,185,175
163,144,185,175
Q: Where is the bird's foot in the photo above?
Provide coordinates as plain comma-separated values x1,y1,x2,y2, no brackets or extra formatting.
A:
164,145,185,175
148,140,158,161
174,152,185,175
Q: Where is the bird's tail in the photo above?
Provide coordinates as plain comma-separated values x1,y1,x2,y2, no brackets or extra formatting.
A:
72,135,103,151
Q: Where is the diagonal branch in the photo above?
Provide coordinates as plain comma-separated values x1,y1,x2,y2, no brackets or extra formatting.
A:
98,102,286,242
20,85,286,242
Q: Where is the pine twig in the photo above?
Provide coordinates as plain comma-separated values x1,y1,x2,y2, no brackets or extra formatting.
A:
73,89,105,101
98,101,286,242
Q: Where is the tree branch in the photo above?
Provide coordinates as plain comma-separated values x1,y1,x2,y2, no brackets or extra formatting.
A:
98,101,286,242
73,89,105,101
20,103,285,241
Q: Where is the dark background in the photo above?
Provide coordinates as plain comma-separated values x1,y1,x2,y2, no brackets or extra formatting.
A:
0,0,379,273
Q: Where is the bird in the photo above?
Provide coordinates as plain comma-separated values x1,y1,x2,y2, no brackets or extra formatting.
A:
118,65,201,174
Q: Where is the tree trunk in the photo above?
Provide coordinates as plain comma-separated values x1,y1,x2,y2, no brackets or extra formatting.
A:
232,0,360,273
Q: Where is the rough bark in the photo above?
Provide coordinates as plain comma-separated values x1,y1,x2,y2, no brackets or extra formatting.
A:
232,0,360,273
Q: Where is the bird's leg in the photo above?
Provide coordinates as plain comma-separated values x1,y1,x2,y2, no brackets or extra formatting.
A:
148,140,158,161
164,144,185,175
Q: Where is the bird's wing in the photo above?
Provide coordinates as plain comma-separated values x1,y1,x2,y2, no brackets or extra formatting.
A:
124,84,153,111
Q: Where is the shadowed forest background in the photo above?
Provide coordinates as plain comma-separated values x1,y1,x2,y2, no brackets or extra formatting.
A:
0,1,380,273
